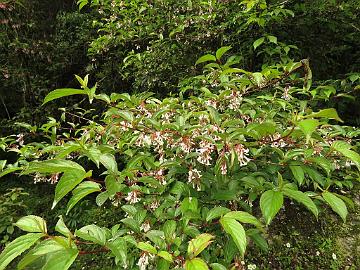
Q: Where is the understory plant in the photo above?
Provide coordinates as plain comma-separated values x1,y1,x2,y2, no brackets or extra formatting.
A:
0,48,359,270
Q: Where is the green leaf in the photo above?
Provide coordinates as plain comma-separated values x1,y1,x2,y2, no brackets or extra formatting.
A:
246,229,268,252
332,141,360,170
185,258,209,270
99,153,118,173
55,216,72,238
0,233,44,270
282,188,318,218
195,54,216,65
75,225,107,245
96,191,109,206
206,207,230,222
117,110,134,122
40,246,78,270
157,251,173,262
253,37,265,50
306,157,332,176
163,220,177,241
260,190,283,225
297,119,319,142
23,159,85,175
17,237,73,269
215,46,232,60
223,211,262,228
187,233,214,258
304,108,343,122
137,242,157,254
107,238,127,265
322,191,348,222
210,263,227,270
267,35,277,44
66,181,101,214
43,89,86,105
15,216,47,233
289,163,305,185
52,170,91,209
220,217,247,257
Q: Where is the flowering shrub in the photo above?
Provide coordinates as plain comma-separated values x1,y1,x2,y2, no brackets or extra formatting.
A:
0,49,359,270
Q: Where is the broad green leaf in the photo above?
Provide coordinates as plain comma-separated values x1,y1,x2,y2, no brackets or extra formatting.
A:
17,237,72,269
223,211,262,228
52,170,91,209
75,225,107,245
220,217,247,257
187,233,214,258
251,72,263,86
206,207,230,222
66,181,101,214
282,188,318,218
55,216,72,238
216,46,232,60
253,37,265,50
107,238,127,265
289,163,305,185
137,242,157,254
332,141,360,170
322,191,348,222
210,263,227,270
267,35,277,44
195,54,216,65
157,258,170,270
43,88,86,105
304,108,343,122
306,157,333,175
180,197,198,214
15,215,47,233
163,220,177,241
0,167,22,178
0,233,44,270
96,191,109,206
40,245,78,270
246,229,268,252
157,251,173,262
297,119,319,142
260,190,283,225
23,159,85,175
99,153,118,173
185,258,209,270
117,110,134,122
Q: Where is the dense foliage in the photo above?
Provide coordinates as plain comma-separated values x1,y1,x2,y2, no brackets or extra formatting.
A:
0,49,360,269
0,0,360,269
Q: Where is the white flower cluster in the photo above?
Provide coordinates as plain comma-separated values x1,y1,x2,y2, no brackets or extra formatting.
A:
188,168,202,191
125,190,141,204
234,144,251,166
33,173,59,184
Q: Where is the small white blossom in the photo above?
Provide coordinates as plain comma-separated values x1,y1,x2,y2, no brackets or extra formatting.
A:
149,200,160,210
248,263,257,270
16,133,25,146
196,141,215,165
125,190,141,204
140,221,151,233
220,161,227,175
33,173,47,184
234,144,250,166
316,251,320,256
137,253,149,270
282,85,291,100
332,253,337,260
285,242,291,248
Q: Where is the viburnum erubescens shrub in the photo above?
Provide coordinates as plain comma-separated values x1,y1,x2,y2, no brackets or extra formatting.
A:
0,49,359,270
